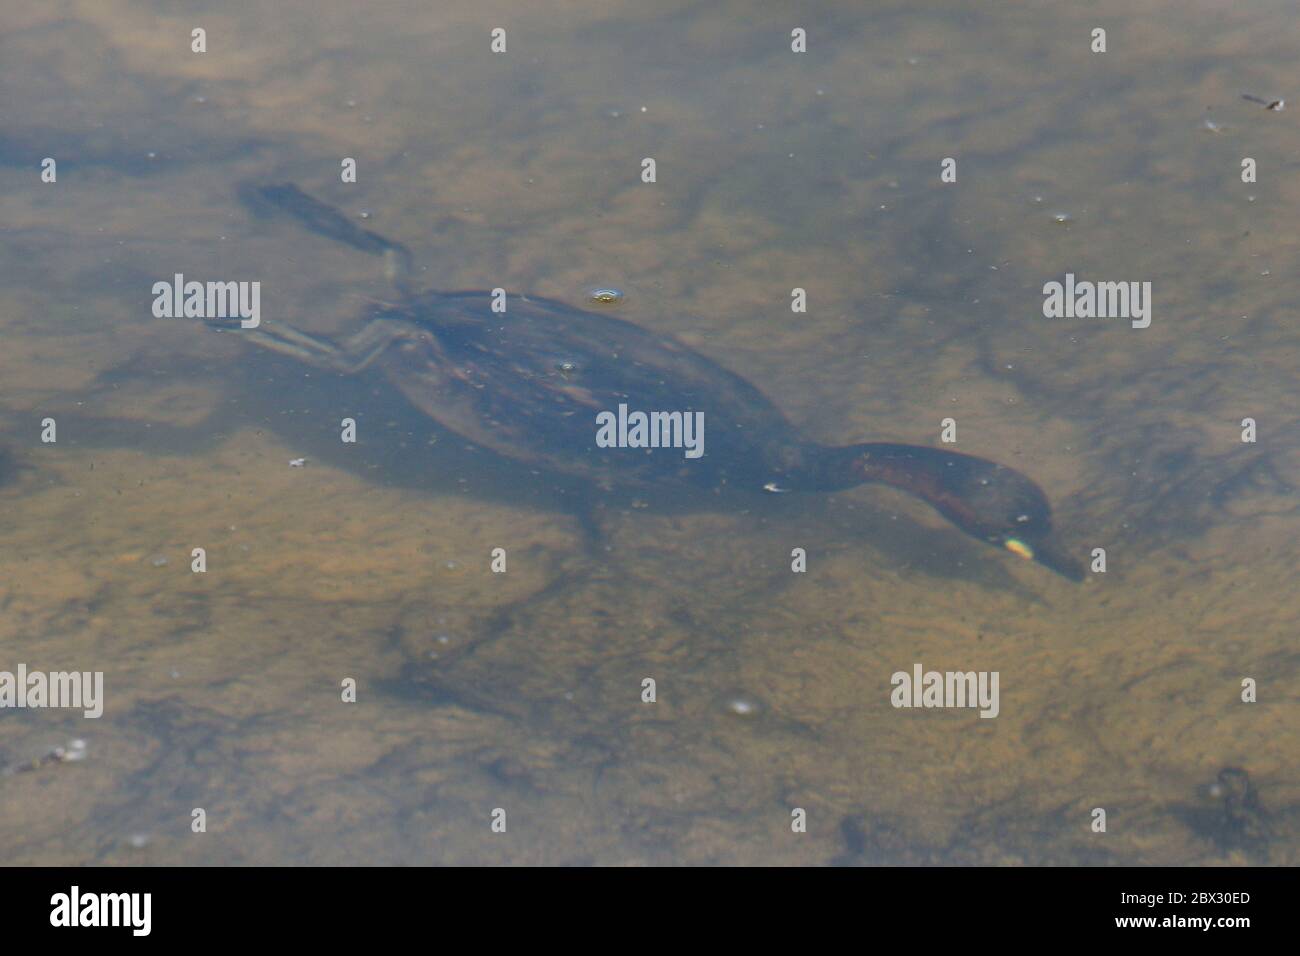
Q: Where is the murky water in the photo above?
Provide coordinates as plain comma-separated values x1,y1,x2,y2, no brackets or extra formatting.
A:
0,0,1295,865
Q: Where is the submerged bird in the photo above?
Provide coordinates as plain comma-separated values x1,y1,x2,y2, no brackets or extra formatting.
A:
222,183,1083,580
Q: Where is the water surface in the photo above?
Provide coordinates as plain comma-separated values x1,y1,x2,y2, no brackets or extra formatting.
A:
0,0,1295,864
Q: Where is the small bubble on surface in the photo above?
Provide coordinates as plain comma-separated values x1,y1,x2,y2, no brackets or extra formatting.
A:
56,739,88,763
725,696,762,717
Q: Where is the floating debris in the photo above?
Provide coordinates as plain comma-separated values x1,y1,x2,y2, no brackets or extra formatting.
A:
289,458,307,467
56,739,87,762
1242,94,1284,111
587,288,624,305
1,738,87,777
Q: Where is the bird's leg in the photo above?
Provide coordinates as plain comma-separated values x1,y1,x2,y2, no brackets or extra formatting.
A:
211,318,424,374
330,319,427,372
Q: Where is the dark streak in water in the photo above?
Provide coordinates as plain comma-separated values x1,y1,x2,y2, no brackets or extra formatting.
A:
0,128,273,176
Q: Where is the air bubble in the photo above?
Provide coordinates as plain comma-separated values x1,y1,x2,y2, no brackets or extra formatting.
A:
725,696,762,717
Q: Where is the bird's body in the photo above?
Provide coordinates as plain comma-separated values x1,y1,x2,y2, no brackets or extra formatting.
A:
225,183,1083,580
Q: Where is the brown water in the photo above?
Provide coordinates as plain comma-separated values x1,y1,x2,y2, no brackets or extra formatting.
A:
0,0,1295,864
